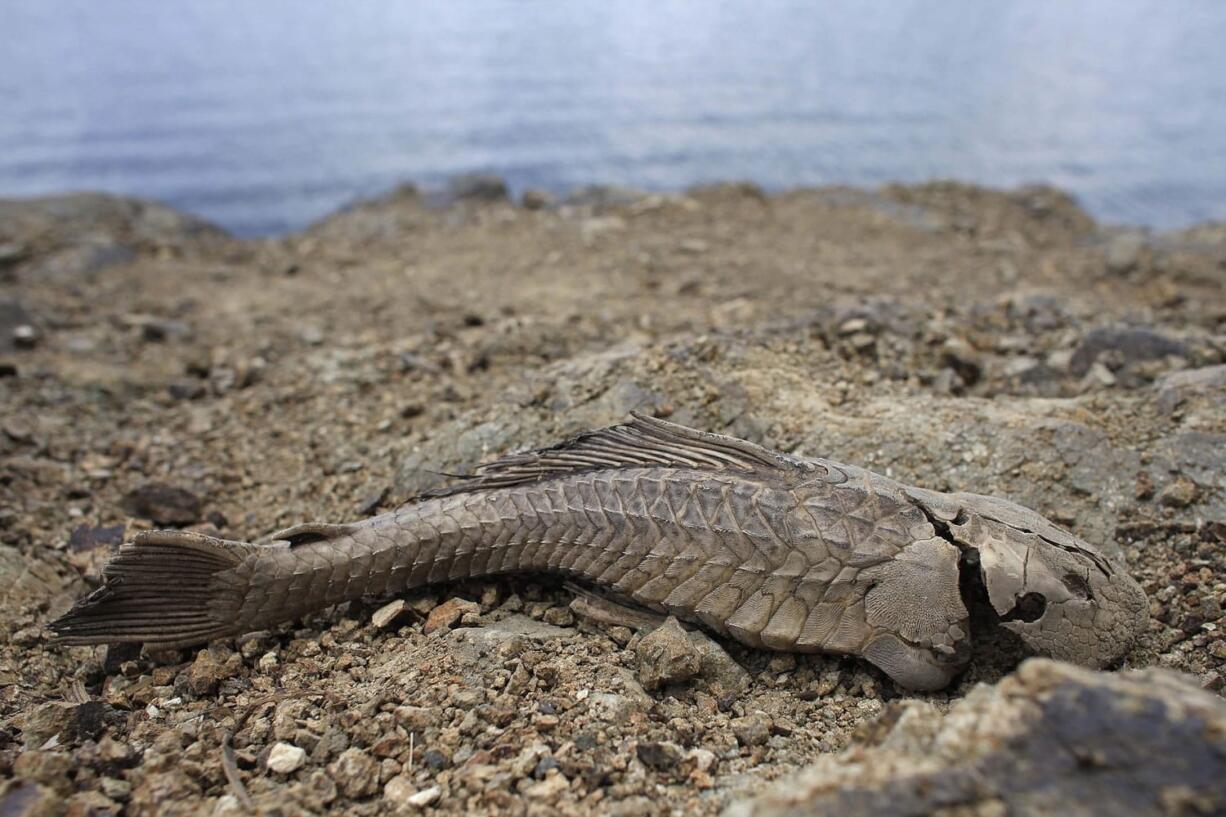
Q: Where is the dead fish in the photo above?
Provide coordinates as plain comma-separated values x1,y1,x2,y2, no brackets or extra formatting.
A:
52,413,1148,690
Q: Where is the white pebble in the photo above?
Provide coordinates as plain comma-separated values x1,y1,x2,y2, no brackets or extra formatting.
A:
408,785,441,807
267,741,307,774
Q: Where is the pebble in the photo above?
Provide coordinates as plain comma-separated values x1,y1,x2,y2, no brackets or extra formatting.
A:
731,712,773,746
267,742,307,774
185,647,239,696
522,773,568,801
521,189,556,210
12,324,39,349
635,616,701,691
383,775,417,802
121,482,203,526
424,597,480,634
328,747,379,798
407,785,442,807
0,781,62,817
371,599,407,630
1158,477,1199,508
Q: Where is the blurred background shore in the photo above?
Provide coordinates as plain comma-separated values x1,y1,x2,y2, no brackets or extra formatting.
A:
3,0,1224,235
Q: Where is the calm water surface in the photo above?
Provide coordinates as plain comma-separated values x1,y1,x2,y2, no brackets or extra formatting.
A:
2,1,1224,235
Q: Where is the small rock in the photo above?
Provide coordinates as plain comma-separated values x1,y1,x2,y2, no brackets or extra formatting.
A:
121,482,203,526
636,616,701,691
1069,326,1188,378
20,703,74,750
13,751,74,795
522,773,568,801
1155,364,1226,413
940,337,982,386
684,747,717,773
185,647,239,696
407,785,441,807
1105,231,1147,275
12,324,39,349
689,629,751,693
328,747,379,799
299,326,325,346
267,742,307,774
579,216,627,245
636,741,683,771
731,712,773,747
0,781,62,817
1158,477,1199,508
448,173,508,202
371,599,407,630
0,241,27,266
424,597,480,634
521,189,556,210
1083,361,1117,388
542,606,575,627
383,775,417,803
0,299,34,352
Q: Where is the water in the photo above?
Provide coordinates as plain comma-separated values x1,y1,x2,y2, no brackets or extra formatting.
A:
2,1,1224,236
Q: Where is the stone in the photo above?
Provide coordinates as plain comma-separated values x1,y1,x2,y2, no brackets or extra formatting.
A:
521,189,556,210
371,599,407,630
120,483,203,526
1105,231,1147,275
725,659,1226,817
689,629,751,693
423,597,480,634
1158,476,1199,508
0,299,34,353
447,173,508,203
185,647,239,696
730,713,772,747
383,775,416,803
267,742,307,774
407,785,441,807
328,747,379,799
1069,326,1188,378
1155,364,1226,414
636,616,702,691
0,781,62,817
13,751,74,795
636,741,683,771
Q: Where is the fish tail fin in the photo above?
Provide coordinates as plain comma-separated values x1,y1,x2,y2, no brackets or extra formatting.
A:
50,530,255,649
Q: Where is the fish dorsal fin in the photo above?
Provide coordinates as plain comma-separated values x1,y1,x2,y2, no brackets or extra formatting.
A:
420,412,807,499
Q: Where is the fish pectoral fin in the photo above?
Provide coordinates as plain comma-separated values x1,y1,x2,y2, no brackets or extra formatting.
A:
565,582,666,630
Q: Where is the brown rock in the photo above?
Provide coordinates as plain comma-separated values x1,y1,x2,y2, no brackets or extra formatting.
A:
423,597,480,634
371,599,407,630
184,647,240,696
121,483,202,526
1158,476,1199,508
731,713,773,747
635,616,701,691
328,747,379,799
726,659,1226,817
0,781,62,817
13,752,74,795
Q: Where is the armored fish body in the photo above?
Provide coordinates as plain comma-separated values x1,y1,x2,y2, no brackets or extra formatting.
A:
52,414,1148,690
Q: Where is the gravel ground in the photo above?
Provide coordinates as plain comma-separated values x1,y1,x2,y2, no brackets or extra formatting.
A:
1,180,1224,816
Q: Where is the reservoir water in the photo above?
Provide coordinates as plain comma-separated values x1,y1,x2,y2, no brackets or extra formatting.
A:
2,0,1224,235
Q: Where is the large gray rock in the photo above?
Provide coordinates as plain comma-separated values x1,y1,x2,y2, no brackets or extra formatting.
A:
726,659,1226,817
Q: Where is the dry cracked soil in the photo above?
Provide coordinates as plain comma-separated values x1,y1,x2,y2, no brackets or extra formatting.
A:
1,179,1225,816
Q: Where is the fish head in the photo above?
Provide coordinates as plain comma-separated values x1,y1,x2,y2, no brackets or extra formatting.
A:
905,488,1149,669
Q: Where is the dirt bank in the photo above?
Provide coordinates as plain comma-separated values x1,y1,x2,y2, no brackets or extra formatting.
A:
1,180,1224,815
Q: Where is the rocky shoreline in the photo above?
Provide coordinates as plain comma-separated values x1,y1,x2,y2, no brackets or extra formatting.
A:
2,180,1225,815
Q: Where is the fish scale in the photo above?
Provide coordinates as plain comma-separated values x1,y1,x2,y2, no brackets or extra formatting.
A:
51,413,1149,692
